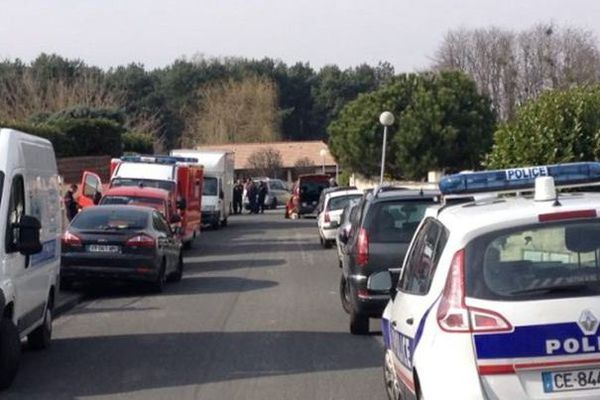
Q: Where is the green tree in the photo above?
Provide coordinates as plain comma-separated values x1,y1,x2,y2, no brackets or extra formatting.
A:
328,71,495,180
488,86,600,168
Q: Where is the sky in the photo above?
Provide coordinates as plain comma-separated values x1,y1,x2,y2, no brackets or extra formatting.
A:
1,0,599,72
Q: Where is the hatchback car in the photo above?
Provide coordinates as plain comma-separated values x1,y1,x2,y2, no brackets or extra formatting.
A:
61,205,183,292
380,163,600,400
336,200,361,267
244,178,291,210
317,188,363,248
339,187,439,334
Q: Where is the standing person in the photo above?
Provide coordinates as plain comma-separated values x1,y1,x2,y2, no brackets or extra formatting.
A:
64,184,79,221
233,180,243,214
247,179,257,214
257,181,268,214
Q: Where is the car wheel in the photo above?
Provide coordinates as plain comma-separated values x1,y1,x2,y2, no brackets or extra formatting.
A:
212,215,220,230
168,253,184,283
60,277,74,291
28,302,52,350
0,318,20,389
384,349,401,400
350,311,369,335
339,276,352,314
221,217,228,227
150,261,167,293
323,239,332,249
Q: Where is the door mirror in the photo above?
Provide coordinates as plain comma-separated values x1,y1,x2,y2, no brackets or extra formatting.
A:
367,271,392,293
170,214,182,224
14,215,42,255
177,198,187,210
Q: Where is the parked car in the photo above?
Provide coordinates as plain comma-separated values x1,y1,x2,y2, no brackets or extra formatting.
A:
61,205,183,292
339,187,439,334
244,178,291,209
336,200,361,267
317,188,363,248
286,174,330,218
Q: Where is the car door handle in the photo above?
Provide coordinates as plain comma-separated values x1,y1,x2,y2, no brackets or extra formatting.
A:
406,318,414,325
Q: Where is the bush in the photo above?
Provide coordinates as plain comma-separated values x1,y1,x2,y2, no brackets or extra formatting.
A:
122,131,154,154
49,117,123,157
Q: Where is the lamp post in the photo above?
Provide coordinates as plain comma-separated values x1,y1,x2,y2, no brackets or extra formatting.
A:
320,148,327,174
379,111,395,185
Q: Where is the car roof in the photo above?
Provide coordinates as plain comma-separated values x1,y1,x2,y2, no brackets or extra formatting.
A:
326,189,363,199
434,192,600,238
371,189,440,201
104,186,170,199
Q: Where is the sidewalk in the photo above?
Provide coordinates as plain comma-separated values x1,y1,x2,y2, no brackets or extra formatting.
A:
55,290,84,317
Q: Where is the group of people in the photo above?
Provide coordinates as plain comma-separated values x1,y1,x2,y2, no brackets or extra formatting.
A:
232,178,269,214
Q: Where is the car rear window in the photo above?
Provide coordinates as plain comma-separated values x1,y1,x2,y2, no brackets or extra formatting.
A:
365,200,434,243
328,194,362,211
466,219,600,300
100,196,164,206
71,209,149,231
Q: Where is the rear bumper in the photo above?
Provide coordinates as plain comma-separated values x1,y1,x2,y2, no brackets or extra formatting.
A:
320,227,337,241
347,274,390,318
61,254,160,282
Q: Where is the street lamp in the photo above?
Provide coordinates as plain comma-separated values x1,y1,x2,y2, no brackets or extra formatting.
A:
320,148,327,174
379,111,395,185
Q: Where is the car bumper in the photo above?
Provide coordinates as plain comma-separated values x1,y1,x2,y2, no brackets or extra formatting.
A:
202,211,219,225
61,254,160,282
320,227,337,241
347,274,390,318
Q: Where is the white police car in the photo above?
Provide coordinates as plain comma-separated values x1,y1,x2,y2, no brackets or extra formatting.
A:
378,162,600,400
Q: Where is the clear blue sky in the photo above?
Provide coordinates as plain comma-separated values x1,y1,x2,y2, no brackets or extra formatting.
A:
1,0,599,72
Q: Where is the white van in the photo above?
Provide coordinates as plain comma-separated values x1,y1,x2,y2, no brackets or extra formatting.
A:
0,128,61,388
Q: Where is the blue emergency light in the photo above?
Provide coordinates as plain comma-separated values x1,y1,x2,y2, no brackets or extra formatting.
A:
439,162,600,196
120,155,197,164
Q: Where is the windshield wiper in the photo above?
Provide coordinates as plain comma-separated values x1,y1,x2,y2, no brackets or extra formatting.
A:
511,282,600,295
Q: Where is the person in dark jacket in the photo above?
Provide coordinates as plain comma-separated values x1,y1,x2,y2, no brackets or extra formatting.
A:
233,180,244,214
64,184,79,221
257,181,268,214
247,179,257,214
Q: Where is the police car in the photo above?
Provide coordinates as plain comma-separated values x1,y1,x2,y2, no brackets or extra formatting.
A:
377,162,600,400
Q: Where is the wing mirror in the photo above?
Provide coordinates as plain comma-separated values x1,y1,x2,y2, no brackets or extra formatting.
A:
367,271,393,294
13,215,43,255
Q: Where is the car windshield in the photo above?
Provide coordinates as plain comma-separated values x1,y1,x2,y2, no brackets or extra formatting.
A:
111,178,174,192
71,209,149,231
466,220,600,300
328,194,362,211
366,200,434,243
203,177,218,196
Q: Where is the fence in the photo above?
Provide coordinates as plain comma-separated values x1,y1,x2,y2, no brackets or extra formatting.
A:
57,155,111,184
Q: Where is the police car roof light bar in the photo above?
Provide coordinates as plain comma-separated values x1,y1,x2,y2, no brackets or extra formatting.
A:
120,154,198,165
439,162,600,196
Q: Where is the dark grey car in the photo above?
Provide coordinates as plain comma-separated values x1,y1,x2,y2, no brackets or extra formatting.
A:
338,188,439,334
61,205,183,292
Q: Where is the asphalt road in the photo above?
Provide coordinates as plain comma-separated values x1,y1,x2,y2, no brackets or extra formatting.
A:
6,210,386,400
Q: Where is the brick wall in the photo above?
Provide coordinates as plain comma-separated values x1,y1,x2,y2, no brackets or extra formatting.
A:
57,155,112,184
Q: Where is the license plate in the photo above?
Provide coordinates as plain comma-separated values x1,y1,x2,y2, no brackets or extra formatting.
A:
87,244,120,253
543,368,600,392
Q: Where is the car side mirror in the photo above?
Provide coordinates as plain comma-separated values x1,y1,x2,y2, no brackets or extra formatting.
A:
367,271,392,294
170,214,182,224
14,215,42,255
177,198,187,210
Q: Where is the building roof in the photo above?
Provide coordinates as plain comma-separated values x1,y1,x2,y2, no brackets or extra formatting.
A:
196,140,336,170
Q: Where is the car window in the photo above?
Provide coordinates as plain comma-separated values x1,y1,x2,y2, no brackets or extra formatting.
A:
153,212,171,234
203,177,218,196
365,200,434,243
398,219,447,295
101,196,164,206
5,175,25,253
72,209,149,231
328,194,363,211
84,174,100,197
466,219,600,300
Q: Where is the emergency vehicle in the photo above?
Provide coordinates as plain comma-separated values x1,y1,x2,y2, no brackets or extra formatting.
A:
109,155,202,248
378,162,600,400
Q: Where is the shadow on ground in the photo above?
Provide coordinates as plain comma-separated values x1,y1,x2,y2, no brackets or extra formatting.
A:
7,330,383,399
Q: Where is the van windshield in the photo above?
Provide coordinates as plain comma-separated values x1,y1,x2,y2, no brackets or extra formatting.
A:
111,178,174,192
203,177,218,196
466,220,600,300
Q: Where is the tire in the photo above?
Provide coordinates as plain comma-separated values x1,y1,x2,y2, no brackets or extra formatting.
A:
339,276,352,314
384,350,401,400
60,277,74,291
0,318,20,389
350,311,369,335
212,215,220,230
28,304,52,350
168,254,184,283
323,239,332,249
221,217,228,227
150,262,166,293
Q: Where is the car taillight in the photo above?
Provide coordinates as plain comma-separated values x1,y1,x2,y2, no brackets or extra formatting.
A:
62,230,82,247
437,249,512,333
357,228,369,266
126,234,156,248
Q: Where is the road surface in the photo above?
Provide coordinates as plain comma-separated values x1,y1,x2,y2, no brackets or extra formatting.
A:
6,211,386,400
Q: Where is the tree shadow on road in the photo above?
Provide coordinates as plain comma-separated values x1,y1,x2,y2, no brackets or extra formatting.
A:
184,258,286,273
7,330,383,399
